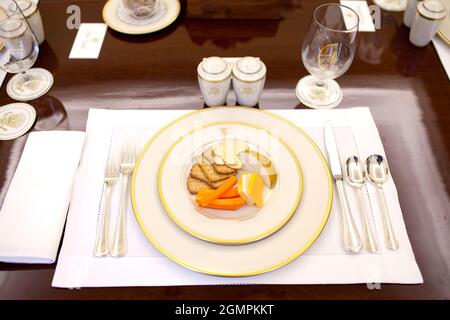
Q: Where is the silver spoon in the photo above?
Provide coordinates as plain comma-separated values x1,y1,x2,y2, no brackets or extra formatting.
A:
345,156,378,253
366,155,399,250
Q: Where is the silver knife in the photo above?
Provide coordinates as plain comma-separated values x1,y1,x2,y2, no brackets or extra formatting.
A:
324,121,362,254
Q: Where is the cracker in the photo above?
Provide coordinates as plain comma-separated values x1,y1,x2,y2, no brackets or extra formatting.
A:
187,177,212,194
190,164,210,184
210,179,228,189
202,148,215,163
198,162,234,182
212,163,237,174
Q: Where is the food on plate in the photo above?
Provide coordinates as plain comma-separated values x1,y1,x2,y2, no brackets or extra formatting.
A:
200,197,246,211
197,187,240,199
187,139,276,212
240,149,278,189
187,160,236,194
187,177,213,194
190,164,211,184
202,148,215,163
198,161,235,182
203,147,239,174
237,172,265,208
212,163,237,174
197,176,238,207
211,139,249,169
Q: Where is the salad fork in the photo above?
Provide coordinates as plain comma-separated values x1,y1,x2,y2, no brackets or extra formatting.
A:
94,147,119,257
110,135,137,257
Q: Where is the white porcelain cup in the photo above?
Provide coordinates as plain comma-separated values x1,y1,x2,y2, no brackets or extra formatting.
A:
7,0,44,45
232,57,266,107
197,57,232,107
409,0,447,47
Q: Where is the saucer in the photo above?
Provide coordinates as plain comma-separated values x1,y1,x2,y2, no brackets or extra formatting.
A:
0,103,36,141
103,0,180,35
7,68,54,102
295,76,343,110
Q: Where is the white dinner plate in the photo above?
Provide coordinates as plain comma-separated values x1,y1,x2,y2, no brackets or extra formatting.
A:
102,0,180,35
131,107,333,276
158,122,303,245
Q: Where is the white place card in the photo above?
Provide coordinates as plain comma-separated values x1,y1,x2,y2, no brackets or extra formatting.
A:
69,23,108,59
341,0,375,32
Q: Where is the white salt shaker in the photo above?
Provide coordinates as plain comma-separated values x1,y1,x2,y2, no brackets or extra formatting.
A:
232,57,266,107
0,17,33,61
8,0,45,45
404,0,424,27
197,57,232,107
409,0,447,47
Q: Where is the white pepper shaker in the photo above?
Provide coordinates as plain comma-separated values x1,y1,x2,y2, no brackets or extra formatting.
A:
409,0,447,47
197,57,232,107
8,0,45,45
0,17,34,61
404,0,424,27
232,57,266,107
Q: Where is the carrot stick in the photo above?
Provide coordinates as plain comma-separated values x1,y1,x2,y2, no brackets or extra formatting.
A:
198,197,246,210
198,176,238,206
197,187,239,199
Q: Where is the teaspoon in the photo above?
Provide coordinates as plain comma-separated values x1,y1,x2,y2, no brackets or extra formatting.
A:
345,156,378,253
366,155,399,251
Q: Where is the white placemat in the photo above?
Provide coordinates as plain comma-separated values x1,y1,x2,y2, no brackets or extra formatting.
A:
433,35,450,81
52,108,422,288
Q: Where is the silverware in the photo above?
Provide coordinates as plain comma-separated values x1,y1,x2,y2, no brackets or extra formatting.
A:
110,135,137,257
366,154,399,250
324,122,362,254
94,146,119,257
345,156,378,253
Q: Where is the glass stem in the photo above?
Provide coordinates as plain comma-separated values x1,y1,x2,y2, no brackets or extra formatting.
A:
21,71,33,84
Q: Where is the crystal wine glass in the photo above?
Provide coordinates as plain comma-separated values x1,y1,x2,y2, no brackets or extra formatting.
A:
0,0,53,101
373,0,407,12
296,3,359,109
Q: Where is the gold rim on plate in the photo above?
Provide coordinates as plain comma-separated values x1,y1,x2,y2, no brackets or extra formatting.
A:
130,107,333,277
102,0,181,35
157,121,303,245
438,0,450,45
438,31,450,45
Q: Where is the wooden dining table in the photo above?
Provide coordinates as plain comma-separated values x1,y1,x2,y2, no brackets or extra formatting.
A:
0,0,449,300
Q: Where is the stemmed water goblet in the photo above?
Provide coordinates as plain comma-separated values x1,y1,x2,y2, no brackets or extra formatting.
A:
296,3,359,109
0,0,53,101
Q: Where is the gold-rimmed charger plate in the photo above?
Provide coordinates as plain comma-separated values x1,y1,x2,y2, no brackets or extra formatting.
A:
102,0,180,35
131,107,333,276
438,0,450,45
158,121,303,245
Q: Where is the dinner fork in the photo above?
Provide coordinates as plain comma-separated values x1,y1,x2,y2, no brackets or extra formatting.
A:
110,135,137,257
94,147,119,257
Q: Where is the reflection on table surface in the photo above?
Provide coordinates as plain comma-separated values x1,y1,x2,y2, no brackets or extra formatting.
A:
0,0,449,300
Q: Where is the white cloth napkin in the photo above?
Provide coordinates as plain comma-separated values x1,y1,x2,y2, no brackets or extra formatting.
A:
433,35,450,81
52,108,422,287
0,131,85,263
